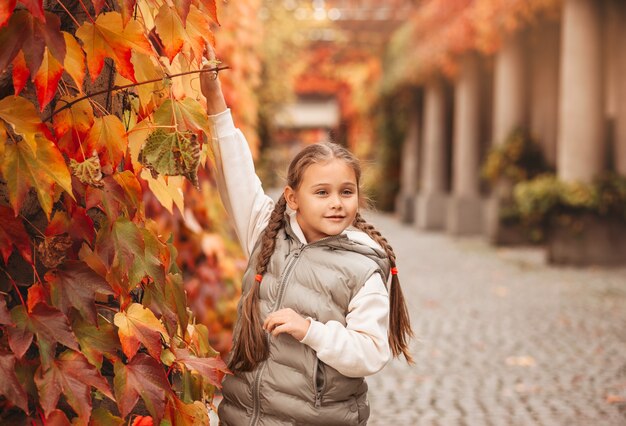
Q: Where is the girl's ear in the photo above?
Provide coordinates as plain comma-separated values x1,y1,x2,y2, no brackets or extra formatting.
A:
284,186,298,211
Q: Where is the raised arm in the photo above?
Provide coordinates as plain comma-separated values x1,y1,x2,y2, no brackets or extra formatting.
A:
200,52,274,256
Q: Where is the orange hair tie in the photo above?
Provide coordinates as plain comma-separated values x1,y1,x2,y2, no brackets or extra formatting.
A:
255,274,263,283
390,267,398,276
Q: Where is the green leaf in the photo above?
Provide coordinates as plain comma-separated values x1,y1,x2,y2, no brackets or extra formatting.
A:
153,98,211,136
113,354,171,420
138,129,200,187
89,407,124,426
34,350,114,421
44,260,114,325
72,315,121,369
113,303,168,360
0,352,29,412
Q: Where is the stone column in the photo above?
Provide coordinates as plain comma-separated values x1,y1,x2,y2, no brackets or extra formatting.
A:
557,0,605,183
616,1,626,175
447,53,484,235
416,78,448,230
395,107,421,223
492,31,528,146
530,21,560,168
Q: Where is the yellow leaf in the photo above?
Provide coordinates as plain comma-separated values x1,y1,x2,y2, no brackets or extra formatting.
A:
155,5,185,63
114,303,168,360
140,169,184,214
0,96,46,153
62,32,86,92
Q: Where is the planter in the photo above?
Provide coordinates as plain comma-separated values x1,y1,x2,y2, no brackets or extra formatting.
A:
548,214,626,266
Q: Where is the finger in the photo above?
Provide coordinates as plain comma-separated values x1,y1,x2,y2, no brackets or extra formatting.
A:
271,324,289,337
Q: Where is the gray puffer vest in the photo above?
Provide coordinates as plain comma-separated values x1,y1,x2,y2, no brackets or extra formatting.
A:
218,217,390,426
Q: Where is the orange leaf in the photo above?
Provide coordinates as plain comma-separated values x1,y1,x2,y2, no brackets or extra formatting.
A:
120,0,137,27
113,303,168,360
11,51,29,96
84,115,128,170
1,133,74,219
62,32,86,92
183,5,215,62
132,416,154,426
92,0,107,14
173,0,191,24
27,283,47,313
0,96,47,153
0,0,17,29
196,0,219,25
76,11,152,83
34,47,64,110
53,96,94,158
154,5,185,63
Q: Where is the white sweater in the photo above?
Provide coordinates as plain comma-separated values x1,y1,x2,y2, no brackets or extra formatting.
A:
209,109,391,378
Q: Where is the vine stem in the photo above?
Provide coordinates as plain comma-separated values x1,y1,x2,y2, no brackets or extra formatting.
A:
45,66,229,122
0,267,26,307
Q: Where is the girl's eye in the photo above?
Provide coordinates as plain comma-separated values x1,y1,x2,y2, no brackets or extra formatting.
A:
316,190,328,196
342,190,354,196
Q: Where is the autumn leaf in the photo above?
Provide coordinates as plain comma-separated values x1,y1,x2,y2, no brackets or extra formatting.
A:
45,410,72,426
0,205,33,264
18,0,46,22
53,96,94,158
154,5,185,62
172,347,228,387
0,298,11,325
34,349,114,421
34,46,64,110
113,354,171,420
84,115,129,170
72,316,121,369
183,5,215,62
45,208,95,250
0,352,29,413
0,1,16,29
1,133,74,219
76,11,152,83
115,53,164,115
44,260,114,325
141,170,184,214
11,51,29,96
70,153,104,187
62,32,86,92
114,303,167,360
90,407,125,426
153,97,211,136
0,95,48,152
0,11,65,77
196,0,219,25
173,0,192,24
163,395,208,426
131,416,153,426
138,129,200,186
27,282,48,313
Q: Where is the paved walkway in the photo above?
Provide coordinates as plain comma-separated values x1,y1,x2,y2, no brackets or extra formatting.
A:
366,213,626,426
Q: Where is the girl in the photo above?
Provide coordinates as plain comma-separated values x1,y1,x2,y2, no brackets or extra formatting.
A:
201,60,413,426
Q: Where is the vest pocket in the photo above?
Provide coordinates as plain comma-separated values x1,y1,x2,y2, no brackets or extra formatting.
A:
313,357,326,408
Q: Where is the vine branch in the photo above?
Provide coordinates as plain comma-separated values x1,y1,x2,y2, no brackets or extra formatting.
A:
45,65,230,122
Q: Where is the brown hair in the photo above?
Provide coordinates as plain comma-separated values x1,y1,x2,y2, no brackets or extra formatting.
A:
228,142,413,371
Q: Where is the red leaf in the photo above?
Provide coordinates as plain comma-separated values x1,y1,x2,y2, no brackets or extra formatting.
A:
172,347,228,387
18,0,46,22
34,46,64,110
45,409,72,426
0,205,33,264
0,298,11,325
114,354,171,420
34,350,114,419
11,51,30,96
8,306,34,359
0,352,29,412
173,0,191,25
0,0,17,29
131,416,154,426
92,0,107,15
72,316,121,369
52,96,94,158
44,260,114,325
120,0,137,27
0,11,65,76
27,282,48,313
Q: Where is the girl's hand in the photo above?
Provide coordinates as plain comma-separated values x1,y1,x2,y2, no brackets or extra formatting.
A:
263,308,311,341
200,45,227,115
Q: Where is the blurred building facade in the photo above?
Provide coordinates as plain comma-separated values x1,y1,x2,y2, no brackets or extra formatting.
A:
393,0,626,264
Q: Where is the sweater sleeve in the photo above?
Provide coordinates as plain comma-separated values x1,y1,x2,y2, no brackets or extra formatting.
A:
208,109,274,256
299,272,391,378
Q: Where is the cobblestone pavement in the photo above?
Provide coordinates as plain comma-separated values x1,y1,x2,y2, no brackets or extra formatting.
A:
365,213,626,426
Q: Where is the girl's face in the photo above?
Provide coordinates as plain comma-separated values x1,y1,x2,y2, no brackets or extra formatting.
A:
285,159,359,243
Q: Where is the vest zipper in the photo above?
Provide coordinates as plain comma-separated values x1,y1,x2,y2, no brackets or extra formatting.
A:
250,234,343,424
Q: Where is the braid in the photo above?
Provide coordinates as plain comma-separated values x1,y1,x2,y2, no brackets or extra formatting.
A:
353,212,414,364
229,195,287,371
